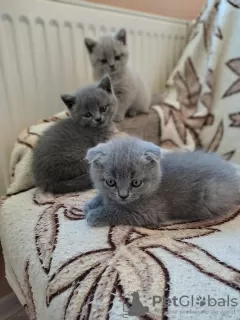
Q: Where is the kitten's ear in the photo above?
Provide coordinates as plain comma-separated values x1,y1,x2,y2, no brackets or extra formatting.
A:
61,94,76,110
86,143,107,164
98,75,112,94
115,28,126,45
141,144,161,163
84,38,97,53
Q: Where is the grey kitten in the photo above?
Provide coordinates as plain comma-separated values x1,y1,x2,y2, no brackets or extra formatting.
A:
84,29,150,122
84,137,240,227
32,75,117,194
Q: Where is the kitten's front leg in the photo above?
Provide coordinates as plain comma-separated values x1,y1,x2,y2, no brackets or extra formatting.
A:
86,203,145,227
113,111,125,122
113,100,128,122
127,107,138,117
86,202,133,227
86,206,111,227
83,193,104,214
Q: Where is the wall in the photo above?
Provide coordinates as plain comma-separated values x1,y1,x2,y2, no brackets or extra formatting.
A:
86,0,204,20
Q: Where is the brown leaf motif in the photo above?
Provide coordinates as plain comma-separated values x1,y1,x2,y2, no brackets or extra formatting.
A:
189,0,222,50
215,26,223,39
12,262,36,320
23,261,36,320
204,120,236,161
174,58,201,110
223,58,240,98
161,58,205,146
201,92,212,111
201,0,221,50
160,62,215,150
46,226,169,320
206,120,223,152
199,69,236,159
201,68,214,112
206,68,214,90
161,63,234,158
35,204,60,274
222,150,236,161
46,208,240,319
34,189,95,273
17,128,40,150
229,112,240,127
227,0,240,8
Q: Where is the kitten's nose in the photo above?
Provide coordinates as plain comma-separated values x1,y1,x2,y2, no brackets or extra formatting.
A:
95,117,102,123
110,65,115,70
119,192,129,200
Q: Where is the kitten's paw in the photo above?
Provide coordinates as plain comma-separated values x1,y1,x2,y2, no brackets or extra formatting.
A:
83,194,104,214
86,208,107,227
83,200,91,214
113,114,124,122
127,108,137,117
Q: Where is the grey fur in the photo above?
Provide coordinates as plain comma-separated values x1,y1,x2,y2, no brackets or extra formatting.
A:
84,137,240,227
84,29,150,122
32,75,117,194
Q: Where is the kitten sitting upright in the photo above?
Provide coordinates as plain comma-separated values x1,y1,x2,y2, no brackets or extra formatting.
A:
84,137,240,227
84,29,150,122
32,75,117,194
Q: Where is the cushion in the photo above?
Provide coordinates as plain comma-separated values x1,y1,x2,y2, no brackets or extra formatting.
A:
1,189,240,319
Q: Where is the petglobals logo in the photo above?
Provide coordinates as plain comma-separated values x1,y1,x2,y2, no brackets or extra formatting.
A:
152,295,239,308
122,292,239,318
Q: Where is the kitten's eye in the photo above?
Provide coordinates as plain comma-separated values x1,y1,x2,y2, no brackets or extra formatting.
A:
131,180,142,188
115,55,121,61
99,105,107,113
105,179,116,187
101,58,107,64
84,112,92,118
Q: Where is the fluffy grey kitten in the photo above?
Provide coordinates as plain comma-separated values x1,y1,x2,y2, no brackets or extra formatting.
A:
32,75,117,194
84,137,240,227
84,29,150,122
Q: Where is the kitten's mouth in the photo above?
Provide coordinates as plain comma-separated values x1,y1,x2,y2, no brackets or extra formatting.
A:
97,121,107,128
109,69,117,76
93,120,106,128
117,197,134,204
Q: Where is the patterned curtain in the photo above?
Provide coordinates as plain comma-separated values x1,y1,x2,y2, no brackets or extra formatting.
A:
158,0,240,164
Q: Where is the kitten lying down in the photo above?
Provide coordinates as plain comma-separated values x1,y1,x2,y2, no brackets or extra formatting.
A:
84,137,240,228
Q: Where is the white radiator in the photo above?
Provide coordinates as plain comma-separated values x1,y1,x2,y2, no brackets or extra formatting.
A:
0,0,190,194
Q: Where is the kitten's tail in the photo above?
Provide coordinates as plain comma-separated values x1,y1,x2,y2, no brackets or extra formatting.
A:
45,175,92,194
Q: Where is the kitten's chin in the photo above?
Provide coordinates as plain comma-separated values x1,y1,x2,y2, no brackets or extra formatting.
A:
109,68,124,78
109,69,117,76
91,121,108,129
98,121,110,128
115,197,139,205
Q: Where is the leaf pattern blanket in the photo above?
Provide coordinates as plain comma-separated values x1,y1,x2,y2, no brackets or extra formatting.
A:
156,0,240,163
1,0,240,319
1,188,240,320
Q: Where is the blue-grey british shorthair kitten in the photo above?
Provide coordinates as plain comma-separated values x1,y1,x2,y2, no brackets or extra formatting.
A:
84,29,150,122
32,75,117,194
84,136,240,227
